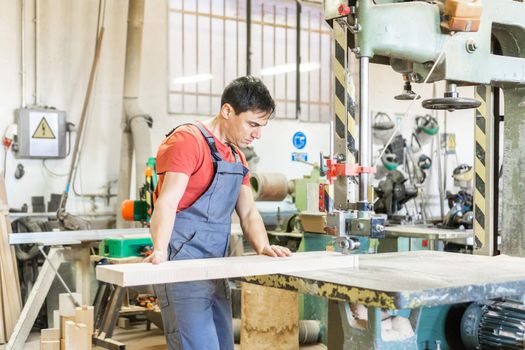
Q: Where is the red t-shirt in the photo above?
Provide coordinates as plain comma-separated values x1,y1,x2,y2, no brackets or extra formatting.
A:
155,122,250,212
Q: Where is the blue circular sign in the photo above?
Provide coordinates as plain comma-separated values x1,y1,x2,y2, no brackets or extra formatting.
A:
292,131,307,150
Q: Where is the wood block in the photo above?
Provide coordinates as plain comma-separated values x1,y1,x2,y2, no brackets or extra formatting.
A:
60,337,65,350
53,310,60,329
59,316,75,339
76,323,90,350
241,283,299,350
40,340,60,350
117,317,130,329
59,293,81,317
41,328,60,341
63,320,91,350
64,321,77,350
75,306,94,335
96,251,359,287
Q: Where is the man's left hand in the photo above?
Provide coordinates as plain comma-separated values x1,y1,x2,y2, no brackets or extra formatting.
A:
259,245,292,257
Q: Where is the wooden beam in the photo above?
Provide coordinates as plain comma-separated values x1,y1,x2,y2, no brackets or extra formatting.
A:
9,224,244,245
8,228,148,245
75,306,94,336
96,252,359,287
0,174,21,344
6,248,65,349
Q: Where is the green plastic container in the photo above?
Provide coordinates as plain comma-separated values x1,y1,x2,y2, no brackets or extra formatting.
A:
100,237,153,258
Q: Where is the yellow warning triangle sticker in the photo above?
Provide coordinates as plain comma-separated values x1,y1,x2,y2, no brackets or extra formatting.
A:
32,117,56,139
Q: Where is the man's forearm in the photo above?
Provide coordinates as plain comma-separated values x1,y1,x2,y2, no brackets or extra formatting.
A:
149,203,177,253
241,210,270,254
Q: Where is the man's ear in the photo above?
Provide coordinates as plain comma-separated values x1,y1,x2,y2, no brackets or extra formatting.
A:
220,103,234,120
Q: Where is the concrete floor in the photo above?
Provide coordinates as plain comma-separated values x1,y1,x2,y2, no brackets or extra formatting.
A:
4,324,327,350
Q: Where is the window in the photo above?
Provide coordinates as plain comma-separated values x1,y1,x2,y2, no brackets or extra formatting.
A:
168,0,333,122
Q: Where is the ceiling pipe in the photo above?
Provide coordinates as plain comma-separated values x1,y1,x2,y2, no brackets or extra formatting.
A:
116,0,153,228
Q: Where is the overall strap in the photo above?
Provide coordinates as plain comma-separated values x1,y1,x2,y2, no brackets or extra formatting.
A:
229,145,241,163
193,123,223,163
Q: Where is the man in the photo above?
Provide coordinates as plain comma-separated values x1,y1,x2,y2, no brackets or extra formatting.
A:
145,76,292,350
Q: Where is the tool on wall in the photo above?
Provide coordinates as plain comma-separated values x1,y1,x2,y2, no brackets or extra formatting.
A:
442,164,474,229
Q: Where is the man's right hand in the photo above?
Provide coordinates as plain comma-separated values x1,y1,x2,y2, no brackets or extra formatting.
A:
143,249,168,264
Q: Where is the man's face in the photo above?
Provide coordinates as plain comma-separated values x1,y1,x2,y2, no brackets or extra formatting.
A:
224,106,270,148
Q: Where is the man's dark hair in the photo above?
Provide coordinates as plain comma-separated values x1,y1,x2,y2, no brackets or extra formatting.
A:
221,76,275,117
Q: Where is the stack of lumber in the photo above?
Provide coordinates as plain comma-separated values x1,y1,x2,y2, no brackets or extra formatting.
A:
42,293,93,350
0,173,22,344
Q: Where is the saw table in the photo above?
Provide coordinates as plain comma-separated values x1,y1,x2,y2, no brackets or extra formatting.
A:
243,250,525,309
243,250,525,349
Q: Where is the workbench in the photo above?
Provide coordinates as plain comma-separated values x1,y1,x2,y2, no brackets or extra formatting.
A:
6,227,150,350
242,250,525,349
243,250,525,310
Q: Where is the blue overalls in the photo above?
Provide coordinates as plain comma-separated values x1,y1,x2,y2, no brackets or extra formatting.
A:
154,123,249,350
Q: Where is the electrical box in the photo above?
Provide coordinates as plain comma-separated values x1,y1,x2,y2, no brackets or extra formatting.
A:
15,108,67,159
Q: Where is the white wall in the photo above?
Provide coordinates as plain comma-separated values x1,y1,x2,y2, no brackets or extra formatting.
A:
0,0,474,219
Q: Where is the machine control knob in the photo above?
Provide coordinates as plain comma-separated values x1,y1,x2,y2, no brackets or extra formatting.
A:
375,224,385,232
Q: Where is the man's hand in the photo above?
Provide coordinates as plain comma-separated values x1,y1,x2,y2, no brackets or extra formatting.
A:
259,245,292,257
143,250,168,264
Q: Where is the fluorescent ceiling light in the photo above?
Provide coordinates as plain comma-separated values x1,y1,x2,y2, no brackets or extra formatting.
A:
171,74,213,85
260,62,320,76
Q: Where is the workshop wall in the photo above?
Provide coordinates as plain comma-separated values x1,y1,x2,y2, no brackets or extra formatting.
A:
0,0,474,220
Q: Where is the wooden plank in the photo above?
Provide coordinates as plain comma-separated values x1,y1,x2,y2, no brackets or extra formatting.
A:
96,251,359,287
60,316,75,340
76,323,90,350
59,293,82,317
75,244,92,305
75,306,94,335
8,228,149,245
241,283,298,350
0,287,5,343
0,174,22,343
40,328,60,341
40,340,60,350
63,321,77,350
6,248,65,350
9,225,243,245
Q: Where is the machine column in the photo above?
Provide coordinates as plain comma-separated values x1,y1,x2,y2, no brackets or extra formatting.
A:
501,86,525,257
358,56,370,206
473,85,497,256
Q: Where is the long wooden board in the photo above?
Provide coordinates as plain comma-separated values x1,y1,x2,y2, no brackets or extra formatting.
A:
96,251,358,287
9,224,244,245
0,174,21,344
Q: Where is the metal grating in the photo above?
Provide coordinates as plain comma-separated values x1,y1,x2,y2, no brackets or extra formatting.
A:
168,0,333,122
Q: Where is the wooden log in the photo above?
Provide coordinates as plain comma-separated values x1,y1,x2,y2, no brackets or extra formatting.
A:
241,283,299,350
96,251,359,287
